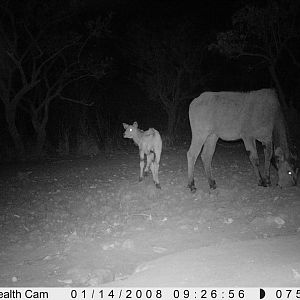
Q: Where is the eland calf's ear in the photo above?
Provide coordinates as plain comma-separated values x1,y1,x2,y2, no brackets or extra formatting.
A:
133,121,138,128
123,123,128,129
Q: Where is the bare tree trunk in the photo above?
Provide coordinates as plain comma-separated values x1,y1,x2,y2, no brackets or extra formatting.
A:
35,126,47,156
30,103,49,157
166,105,177,138
5,105,25,157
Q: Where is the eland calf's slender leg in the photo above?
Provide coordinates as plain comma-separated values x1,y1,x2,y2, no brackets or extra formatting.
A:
139,151,145,182
153,150,161,189
144,152,154,176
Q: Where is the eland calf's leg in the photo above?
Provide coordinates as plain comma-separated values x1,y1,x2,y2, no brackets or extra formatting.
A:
144,152,154,176
153,149,161,189
139,151,145,182
150,161,161,189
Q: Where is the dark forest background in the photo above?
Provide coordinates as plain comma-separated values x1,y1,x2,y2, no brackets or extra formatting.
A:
0,0,299,161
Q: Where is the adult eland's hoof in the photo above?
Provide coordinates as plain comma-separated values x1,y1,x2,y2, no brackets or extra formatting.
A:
258,179,268,187
188,183,197,193
209,179,217,190
190,186,197,193
155,183,161,189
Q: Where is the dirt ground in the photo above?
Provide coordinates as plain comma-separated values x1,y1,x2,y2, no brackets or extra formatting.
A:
0,142,300,287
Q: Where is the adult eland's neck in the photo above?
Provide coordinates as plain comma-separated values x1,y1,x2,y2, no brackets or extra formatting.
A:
273,109,290,160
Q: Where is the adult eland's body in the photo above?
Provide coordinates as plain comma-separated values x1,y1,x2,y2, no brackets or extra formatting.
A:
187,89,297,192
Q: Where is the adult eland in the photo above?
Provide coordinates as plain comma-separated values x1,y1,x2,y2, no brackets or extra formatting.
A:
187,89,297,192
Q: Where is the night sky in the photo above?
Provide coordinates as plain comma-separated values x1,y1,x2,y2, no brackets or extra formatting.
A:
0,0,299,158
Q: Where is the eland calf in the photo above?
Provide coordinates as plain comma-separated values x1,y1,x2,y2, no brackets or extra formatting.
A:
123,122,162,189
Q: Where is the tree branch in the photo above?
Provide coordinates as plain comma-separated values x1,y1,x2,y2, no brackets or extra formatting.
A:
59,95,94,106
285,45,300,69
21,23,44,61
33,40,78,80
6,51,27,85
236,51,271,63
11,79,40,106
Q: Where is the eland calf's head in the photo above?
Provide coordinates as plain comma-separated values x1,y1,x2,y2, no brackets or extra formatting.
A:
123,122,138,139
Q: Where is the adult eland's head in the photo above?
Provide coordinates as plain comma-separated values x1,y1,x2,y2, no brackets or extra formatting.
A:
275,147,298,188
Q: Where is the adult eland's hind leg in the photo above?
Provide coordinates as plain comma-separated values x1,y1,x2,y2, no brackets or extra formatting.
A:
262,141,273,186
201,134,218,189
243,137,267,187
187,135,205,192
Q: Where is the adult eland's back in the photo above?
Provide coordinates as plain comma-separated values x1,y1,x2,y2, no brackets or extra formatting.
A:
187,89,297,192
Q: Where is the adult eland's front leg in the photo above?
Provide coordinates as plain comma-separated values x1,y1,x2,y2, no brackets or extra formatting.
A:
243,137,267,187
